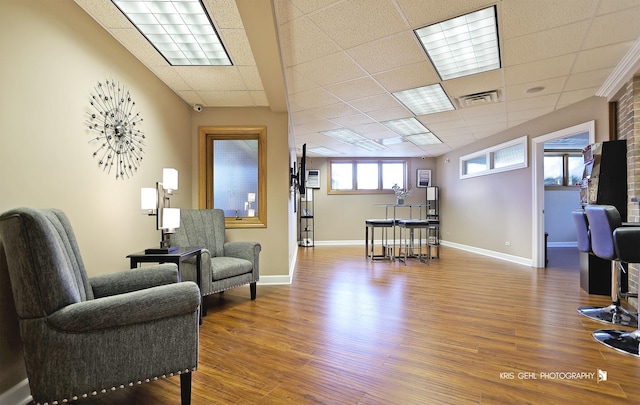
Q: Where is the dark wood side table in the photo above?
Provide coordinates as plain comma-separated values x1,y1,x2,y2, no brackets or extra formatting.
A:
127,246,204,323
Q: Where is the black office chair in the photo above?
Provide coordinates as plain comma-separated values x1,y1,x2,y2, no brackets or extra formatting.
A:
593,224,640,356
577,206,637,327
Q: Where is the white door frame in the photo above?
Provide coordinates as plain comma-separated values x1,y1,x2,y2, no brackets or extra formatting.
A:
531,120,595,267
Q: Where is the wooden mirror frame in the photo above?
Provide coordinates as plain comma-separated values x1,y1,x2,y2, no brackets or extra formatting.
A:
198,126,267,228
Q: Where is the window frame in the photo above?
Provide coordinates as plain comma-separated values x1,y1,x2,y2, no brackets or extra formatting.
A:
459,135,528,179
198,126,267,228
543,150,583,189
328,158,409,195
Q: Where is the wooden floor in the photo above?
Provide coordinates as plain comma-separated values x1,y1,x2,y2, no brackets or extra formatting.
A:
56,246,640,404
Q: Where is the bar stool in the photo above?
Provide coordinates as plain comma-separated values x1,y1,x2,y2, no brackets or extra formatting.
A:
427,219,440,260
579,205,637,327
365,219,394,260
593,224,640,356
397,219,430,264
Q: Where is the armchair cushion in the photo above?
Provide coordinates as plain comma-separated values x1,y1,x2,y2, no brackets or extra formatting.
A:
211,256,252,281
173,209,260,300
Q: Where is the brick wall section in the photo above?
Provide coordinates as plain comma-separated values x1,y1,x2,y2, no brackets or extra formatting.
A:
618,77,640,309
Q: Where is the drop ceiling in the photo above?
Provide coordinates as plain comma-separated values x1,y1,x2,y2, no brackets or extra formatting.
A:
74,0,640,158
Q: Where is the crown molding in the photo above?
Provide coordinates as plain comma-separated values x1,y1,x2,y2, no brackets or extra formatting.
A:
597,37,640,100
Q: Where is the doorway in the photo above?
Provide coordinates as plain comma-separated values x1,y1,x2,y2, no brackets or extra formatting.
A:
531,121,595,268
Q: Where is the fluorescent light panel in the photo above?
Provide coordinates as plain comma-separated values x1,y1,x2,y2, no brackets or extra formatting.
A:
405,133,442,146
112,0,232,66
415,6,499,80
392,84,454,116
308,147,339,156
320,129,388,151
382,118,431,136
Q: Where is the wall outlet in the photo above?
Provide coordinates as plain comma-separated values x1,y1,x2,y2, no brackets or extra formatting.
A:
505,241,511,246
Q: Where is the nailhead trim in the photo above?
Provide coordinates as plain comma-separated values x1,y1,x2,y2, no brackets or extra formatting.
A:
33,368,196,405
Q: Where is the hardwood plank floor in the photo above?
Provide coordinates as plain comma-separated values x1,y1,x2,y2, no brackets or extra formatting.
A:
43,246,640,404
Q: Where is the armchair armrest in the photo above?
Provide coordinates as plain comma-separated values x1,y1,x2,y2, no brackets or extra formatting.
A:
224,241,261,279
224,241,261,263
48,282,200,332
89,264,178,298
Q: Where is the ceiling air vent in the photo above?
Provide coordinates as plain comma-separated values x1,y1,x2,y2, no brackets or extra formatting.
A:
455,90,501,108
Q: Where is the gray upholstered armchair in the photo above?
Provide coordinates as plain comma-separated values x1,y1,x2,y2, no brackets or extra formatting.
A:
0,208,200,405
173,209,261,305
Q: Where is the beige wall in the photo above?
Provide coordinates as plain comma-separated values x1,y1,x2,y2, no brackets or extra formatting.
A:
0,1,295,397
302,157,438,242
435,95,610,259
190,108,291,277
0,0,188,395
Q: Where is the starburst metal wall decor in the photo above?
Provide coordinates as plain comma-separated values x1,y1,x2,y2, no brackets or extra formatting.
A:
86,79,145,179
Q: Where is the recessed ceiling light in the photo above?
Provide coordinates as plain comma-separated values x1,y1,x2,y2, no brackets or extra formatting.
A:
415,6,500,80
320,129,388,151
392,84,455,116
382,118,431,136
308,147,339,156
379,137,405,145
405,133,443,146
526,86,545,94
354,139,388,151
112,0,232,66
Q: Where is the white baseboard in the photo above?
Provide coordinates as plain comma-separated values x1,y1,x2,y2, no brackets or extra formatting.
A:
439,240,532,267
0,379,31,405
257,274,293,285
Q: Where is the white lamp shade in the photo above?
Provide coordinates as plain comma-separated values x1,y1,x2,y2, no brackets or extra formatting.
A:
141,188,157,210
162,168,178,191
161,208,181,230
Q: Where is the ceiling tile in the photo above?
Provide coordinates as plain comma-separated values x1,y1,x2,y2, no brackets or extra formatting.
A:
583,7,640,49
564,68,615,92
74,0,132,29
573,41,637,73
308,0,408,49
203,0,243,28
348,93,402,113
500,0,598,39
278,16,340,67
396,0,496,29
198,90,255,106
507,94,559,113
347,31,426,75
288,87,341,110
507,106,555,123
325,77,386,101
292,52,367,86
219,29,257,66
505,77,566,101
504,54,575,86
502,21,590,66
373,61,440,93
175,66,246,90
367,106,413,122
238,66,265,90
557,89,601,109
441,70,504,99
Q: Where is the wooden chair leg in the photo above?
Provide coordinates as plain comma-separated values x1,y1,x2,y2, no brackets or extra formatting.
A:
181,372,192,405
250,282,257,300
